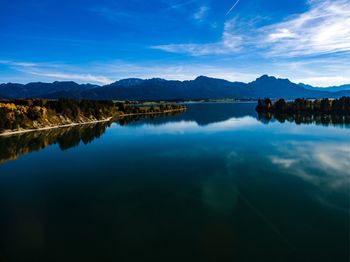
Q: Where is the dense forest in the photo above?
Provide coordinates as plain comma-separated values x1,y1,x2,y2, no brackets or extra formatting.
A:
256,97,350,114
0,99,186,132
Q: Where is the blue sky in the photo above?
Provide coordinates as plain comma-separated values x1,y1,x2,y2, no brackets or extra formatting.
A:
1,0,350,86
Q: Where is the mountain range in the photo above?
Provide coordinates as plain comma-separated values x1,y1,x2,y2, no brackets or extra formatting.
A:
1,75,349,101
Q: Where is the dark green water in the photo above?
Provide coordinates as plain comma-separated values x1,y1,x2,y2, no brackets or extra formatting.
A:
0,102,349,262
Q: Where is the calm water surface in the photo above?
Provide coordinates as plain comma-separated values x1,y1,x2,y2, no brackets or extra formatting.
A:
0,102,349,262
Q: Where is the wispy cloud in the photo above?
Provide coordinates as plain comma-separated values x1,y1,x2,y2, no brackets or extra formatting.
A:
260,0,350,57
0,60,39,68
92,61,257,82
166,0,197,10
152,19,243,55
296,76,350,87
0,59,258,84
0,60,113,84
26,71,112,84
154,0,350,58
194,5,209,22
266,56,350,86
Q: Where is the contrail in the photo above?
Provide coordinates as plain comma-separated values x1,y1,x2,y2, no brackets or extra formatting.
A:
226,0,240,16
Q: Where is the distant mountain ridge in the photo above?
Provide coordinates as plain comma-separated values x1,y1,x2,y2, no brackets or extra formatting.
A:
0,81,97,99
299,83,350,93
0,75,349,100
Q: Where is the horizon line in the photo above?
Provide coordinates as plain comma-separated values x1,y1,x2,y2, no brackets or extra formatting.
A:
1,74,347,88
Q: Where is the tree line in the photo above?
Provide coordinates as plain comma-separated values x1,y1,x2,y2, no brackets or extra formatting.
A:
256,97,350,114
0,99,186,131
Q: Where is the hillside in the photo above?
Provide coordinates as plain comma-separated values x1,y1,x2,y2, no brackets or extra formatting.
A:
0,99,185,133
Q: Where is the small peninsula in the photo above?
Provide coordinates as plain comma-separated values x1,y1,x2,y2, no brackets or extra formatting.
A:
0,99,186,135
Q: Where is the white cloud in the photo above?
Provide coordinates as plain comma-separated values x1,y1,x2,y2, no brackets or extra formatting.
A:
167,0,196,10
149,0,350,86
154,0,350,58
295,76,350,87
261,0,350,57
26,71,112,85
0,60,39,68
1,60,113,84
264,57,350,86
194,5,209,21
152,19,243,56
268,28,297,41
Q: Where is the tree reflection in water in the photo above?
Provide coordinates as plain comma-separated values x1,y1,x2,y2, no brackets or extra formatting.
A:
258,113,350,128
0,111,184,164
0,122,111,164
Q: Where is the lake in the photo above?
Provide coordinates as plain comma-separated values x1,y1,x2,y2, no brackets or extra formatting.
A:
0,102,349,262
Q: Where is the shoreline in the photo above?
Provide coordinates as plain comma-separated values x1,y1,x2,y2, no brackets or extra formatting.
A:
0,108,186,137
